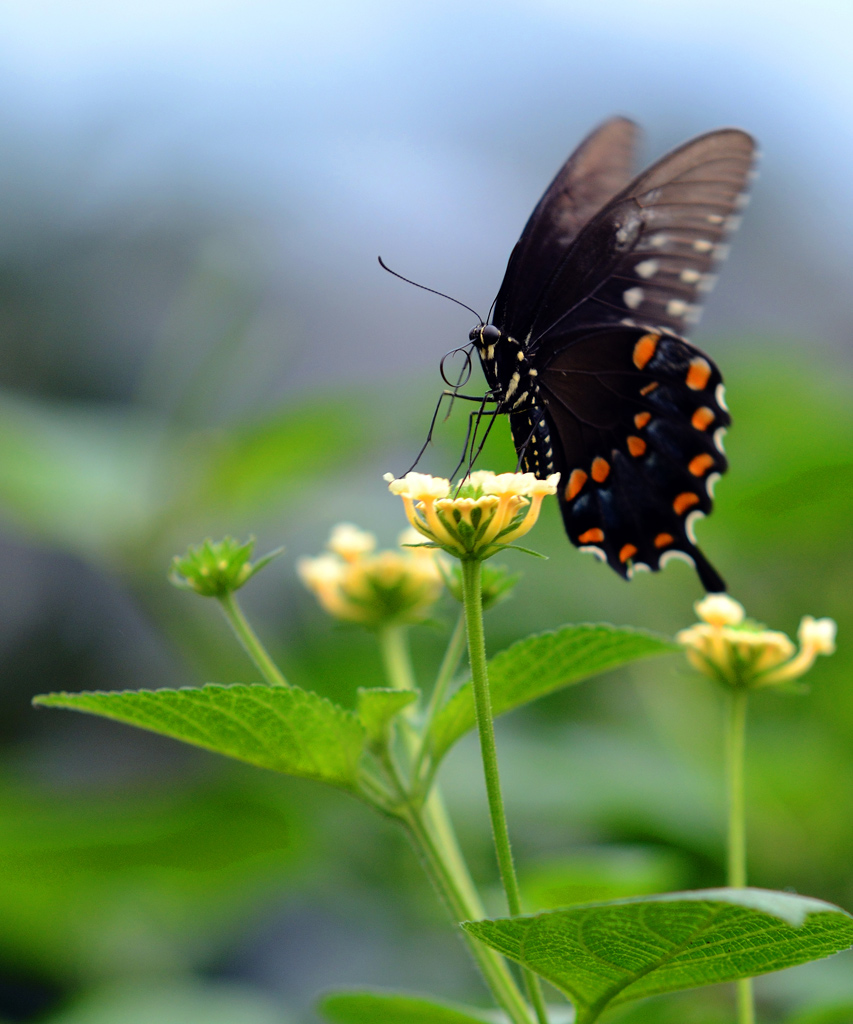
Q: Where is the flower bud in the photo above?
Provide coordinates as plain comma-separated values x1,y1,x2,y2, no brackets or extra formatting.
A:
298,524,445,628
169,537,282,598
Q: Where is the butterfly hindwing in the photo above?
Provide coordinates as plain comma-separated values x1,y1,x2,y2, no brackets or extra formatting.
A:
536,325,730,591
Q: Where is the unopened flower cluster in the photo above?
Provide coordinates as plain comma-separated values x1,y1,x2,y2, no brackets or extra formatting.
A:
677,594,836,689
298,524,444,628
170,537,280,598
385,470,559,561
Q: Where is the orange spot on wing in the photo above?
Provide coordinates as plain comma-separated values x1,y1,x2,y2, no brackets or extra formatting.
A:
691,406,715,431
639,381,659,396
633,333,659,370
673,492,700,515
689,453,715,476
565,469,588,501
634,411,651,428
654,533,674,548
627,436,647,457
591,457,610,483
686,356,712,390
619,543,638,563
579,528,604,544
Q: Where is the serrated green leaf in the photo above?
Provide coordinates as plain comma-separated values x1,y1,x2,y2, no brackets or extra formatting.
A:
318,990,494,1024
463,888,853,1024
356,688,419,748
34,684,365,790
430,625,676,764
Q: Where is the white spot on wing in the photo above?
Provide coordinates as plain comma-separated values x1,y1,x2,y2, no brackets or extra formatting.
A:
698,273,718,293
667,299,688,317
715,383,728,411
714,243,731,261
735,193,751,209
706,472,721,498
623,287,644,309
680,268,701,284
635,259,659,279
620,317,637,327
714,426,727,454
693,239,714,253
685,509,705,543
579,545,607,563
707,214,725,224
660,549,697,572
650,233,669,248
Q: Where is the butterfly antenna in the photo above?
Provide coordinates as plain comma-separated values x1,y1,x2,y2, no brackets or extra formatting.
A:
378,257,483,323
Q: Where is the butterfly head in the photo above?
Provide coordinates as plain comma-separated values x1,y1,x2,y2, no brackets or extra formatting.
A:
469,323,501,347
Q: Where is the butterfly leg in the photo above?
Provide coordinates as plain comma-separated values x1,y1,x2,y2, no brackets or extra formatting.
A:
407,390,498,474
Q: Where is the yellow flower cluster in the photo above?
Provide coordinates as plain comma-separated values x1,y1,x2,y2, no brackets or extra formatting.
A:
298,524,444,628
676,594,836,689
385,470,559,561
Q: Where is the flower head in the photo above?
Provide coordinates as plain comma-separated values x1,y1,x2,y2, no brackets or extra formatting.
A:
385,470,559,561
677,594,837,689
169,536,283,598
298,524,444,628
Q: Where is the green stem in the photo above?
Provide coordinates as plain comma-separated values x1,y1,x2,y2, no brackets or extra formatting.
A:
726,686,755,1024
217,592,288,687
404,803,535,1024
379,625,418,694
377,622,533,1024
460,558,549,1024
414,611,467,784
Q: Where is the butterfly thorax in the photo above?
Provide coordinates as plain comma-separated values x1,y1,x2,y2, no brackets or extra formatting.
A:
469,324,541,415
469,323,556,478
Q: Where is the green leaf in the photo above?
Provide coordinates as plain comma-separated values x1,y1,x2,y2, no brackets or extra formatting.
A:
430,625,677,764
34,684,365,791
463,888,853,1024
357,688,419,749
318,990,494,1024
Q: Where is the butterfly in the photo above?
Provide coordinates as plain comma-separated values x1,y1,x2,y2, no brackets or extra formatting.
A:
466,118,756,592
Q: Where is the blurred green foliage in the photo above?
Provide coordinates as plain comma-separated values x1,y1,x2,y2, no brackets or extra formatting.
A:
2,337,853,1022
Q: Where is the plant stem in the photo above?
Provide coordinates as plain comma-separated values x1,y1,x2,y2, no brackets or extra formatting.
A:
726,686,754,1024
460,558,549,1024
404,803,535,1024
218,592,288,687
378,625,490,933
378,622,534,1024
379,625,418,694
414,611,467,784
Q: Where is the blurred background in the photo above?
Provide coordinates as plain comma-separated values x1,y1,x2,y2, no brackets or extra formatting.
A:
0,1,851,1022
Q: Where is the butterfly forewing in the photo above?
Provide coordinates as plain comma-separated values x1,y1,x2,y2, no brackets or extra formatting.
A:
479,122,756,591
494,117,639,339
525,128,756,345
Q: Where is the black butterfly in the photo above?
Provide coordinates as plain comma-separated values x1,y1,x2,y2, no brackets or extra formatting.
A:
466,118,756,592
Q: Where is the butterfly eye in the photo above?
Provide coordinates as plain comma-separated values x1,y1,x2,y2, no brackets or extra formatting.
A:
479,325,501,344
